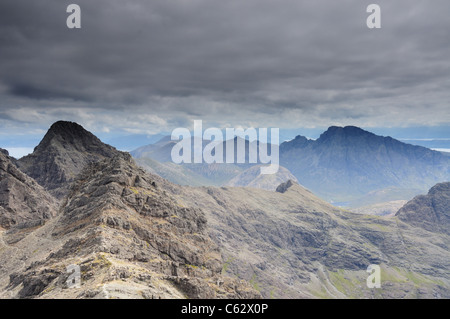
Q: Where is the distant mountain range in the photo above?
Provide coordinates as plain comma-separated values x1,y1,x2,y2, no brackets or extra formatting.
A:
131,126,450,206
0,121,449,299
132,136,293,190
280,126,450,204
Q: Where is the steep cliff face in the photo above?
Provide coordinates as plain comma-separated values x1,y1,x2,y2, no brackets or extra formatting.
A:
171,180,450,299
0,148,57,230
396,182,450,235
0,153,259,299
17,121,120,199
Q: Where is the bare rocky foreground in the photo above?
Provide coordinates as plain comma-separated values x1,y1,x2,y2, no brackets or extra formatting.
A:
0,121,449,299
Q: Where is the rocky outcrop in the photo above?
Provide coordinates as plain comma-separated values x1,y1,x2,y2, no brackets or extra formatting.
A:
275,179,296,193
0,148,57,230
173,179,450,299
396,182,450,235
1,153,260,299
226,165,298,191
17,121,121,199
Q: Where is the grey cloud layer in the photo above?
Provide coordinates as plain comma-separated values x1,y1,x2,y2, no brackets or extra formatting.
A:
0,0,449,132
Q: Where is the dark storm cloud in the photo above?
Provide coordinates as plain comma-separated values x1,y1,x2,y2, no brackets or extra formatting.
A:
0,0,449,132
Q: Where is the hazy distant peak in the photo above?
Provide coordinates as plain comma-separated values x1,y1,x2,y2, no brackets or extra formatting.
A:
280,134,311,151
318,125,375,140
154,135,173,144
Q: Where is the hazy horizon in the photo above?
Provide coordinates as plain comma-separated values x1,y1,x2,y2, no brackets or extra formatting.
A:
3,122,450,159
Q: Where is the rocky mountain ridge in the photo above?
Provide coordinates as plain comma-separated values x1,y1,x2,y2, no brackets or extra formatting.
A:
0,121,449,299
0,122,259,299
132,126,450,206
17,121,120,199
1,153,258,298
280,126,450,204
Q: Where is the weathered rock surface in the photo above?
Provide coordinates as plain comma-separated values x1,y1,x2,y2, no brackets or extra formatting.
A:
171,180,450,298
17,121,120,199
0,148,57,230
0,153,259,299
396,182,450,235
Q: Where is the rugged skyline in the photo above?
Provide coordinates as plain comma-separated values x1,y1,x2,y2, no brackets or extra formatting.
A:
1,120,449,299
1,0,449,153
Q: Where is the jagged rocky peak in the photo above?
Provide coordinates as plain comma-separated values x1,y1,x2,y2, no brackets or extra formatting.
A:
17,121,122,199
0,149,57,232
8,152,259,299
396,182,450,235
34,121,115,156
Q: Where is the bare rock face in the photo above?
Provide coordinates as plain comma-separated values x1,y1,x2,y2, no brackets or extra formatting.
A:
173,178,450,299
1,153,260,299
0,148,57,230
396,182,450,235
17,121,120,199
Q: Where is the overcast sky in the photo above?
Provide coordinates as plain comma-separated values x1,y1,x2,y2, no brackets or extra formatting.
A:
0,0,449,143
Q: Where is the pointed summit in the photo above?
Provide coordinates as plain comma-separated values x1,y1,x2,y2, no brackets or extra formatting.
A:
18,121,121,199
32,121,115,156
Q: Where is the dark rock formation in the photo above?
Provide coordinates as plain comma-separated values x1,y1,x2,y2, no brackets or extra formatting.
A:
0,149,57,229
276,179,296,193
396,182,450,235
17,121,121,199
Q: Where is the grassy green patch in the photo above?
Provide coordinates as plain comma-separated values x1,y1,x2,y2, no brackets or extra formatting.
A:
221,257,235,275
249,274,261,292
